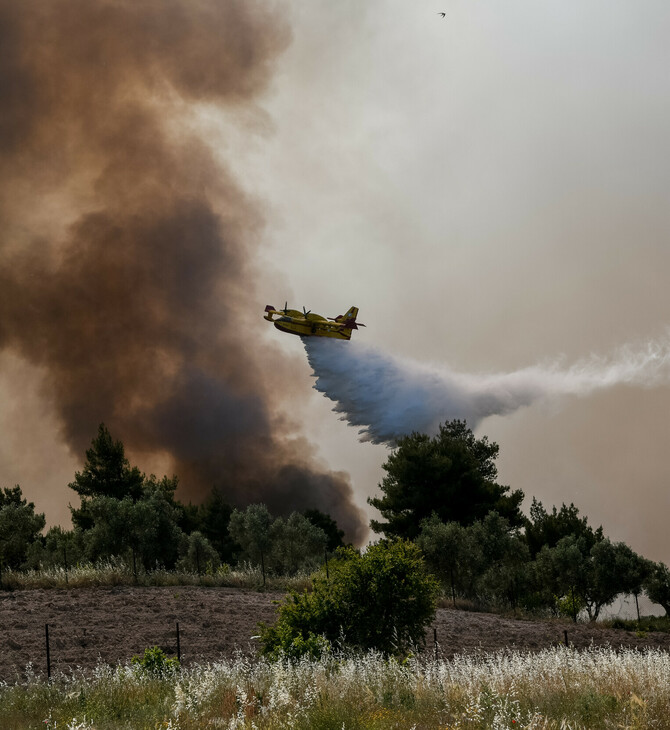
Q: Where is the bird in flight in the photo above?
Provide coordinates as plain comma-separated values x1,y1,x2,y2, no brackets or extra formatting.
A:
438,12,446,17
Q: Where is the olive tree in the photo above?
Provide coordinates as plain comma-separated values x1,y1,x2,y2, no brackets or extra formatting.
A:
645,562,670,616
259,539,439,658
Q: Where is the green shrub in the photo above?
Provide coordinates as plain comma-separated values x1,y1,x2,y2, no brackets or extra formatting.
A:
606,615,670,633
130,646,179,676
259,539,439,659
556,591,586,620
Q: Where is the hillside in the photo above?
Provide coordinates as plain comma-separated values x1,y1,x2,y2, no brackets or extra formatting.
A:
1,586,669,682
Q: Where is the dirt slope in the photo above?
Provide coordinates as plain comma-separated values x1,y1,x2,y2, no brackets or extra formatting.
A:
1,586,669,682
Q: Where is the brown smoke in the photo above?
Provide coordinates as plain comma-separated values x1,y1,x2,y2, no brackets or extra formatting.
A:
0,0,367,542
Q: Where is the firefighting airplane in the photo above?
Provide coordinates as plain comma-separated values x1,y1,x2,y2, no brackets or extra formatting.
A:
264,303,365,340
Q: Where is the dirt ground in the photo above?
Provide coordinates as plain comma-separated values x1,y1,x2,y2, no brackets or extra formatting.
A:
1,586,669,682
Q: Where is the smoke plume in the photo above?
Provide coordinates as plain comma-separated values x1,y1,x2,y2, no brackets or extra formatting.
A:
0,0,367,542
304,335,670,445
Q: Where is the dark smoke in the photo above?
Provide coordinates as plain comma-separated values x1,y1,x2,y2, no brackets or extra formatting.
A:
0,0,367,543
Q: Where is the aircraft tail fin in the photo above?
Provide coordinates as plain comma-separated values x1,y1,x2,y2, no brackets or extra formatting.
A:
334,306,365,331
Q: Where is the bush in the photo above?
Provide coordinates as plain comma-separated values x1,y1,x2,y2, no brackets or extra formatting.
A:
131,646,179,676
259,539,439,659
606,615,670,633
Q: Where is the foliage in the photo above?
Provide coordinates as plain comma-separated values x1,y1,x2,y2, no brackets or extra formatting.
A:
369,420,524,540
179,488,238,564
585,539,649,621
131,646,179,676
418,512,531,610
416,514,469,606
418,506,650,619
128,482,184,570
82,496,131,560
555,590,586,620
25,526,86,571
598,541,651,619
177,531,220,574
304,508,346,552
229,504,329,579
69,423,144,508
260,539,439,658
534,535,590,620
4,419,663,627
606,615,670,633
0,485,46,574
469,512,530,610
143,472,180,500
534,535,649,621
525,498,604,558
228,503,273,582
521,500,654,621
644,561,670,616
84,486,183,571
270,512,327,575
0,559,313,591
3,647,670,729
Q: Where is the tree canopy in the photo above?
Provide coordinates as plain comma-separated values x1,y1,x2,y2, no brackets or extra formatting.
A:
525,498,603,558
369,420,524,539
303,509,346,552
259,539,438,658
645,562,670,616
229,504,329,580
0,485,46,573
69,424,145,529
6,421,665,627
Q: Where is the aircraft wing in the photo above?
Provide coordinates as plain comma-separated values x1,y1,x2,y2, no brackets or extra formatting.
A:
263,305,283,321
264,304,308,323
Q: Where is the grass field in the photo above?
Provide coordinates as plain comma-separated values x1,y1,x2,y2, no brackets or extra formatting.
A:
0,560,312,593
2,645,669,729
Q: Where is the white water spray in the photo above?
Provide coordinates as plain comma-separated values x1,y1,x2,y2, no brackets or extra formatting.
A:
304,335,670,445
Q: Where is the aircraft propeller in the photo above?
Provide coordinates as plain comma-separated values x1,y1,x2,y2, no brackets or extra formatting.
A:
303,306,311,317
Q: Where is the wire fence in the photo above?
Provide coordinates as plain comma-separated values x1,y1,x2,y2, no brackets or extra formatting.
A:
26,623,578,681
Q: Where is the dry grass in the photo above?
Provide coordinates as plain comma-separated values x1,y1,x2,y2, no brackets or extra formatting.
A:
2,645,670,729
0,561,313,593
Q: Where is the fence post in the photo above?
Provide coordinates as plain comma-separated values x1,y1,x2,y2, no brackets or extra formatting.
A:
564,630,569,647
45,623,51,680
176,622,181,663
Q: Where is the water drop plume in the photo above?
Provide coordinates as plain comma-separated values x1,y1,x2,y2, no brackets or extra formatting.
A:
304,335,670,445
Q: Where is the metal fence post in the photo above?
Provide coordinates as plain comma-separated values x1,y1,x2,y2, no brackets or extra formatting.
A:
45,623,51,680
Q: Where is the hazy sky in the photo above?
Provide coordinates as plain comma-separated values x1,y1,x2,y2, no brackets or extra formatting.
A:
3,0,670,560
250,0,670,561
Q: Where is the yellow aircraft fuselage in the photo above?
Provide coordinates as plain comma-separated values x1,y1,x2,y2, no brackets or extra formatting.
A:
264,305,363,340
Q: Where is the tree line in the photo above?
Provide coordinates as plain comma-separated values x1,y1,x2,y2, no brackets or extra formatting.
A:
2,420,670,622
371,421,670,620
0,424,344,585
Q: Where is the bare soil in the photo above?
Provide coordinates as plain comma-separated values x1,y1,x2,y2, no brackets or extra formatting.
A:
1,586,669,682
